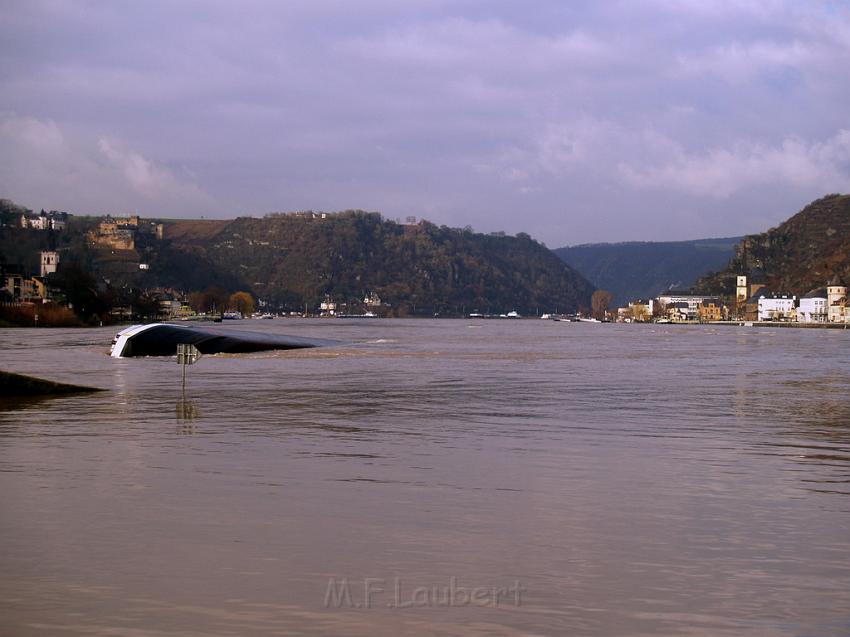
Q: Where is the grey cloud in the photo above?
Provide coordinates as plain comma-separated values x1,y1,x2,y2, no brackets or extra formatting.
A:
0,113,217,215
0,0,849,243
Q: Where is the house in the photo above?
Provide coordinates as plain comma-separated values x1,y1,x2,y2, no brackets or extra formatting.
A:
1,270,24,300
615,299,653,322
629,299,654,322
48,212,67,230
798,288,828,323
19,210,68,230
20,211,46,229
757,295,796,321
698,298,724,322
666,301,691,322
827,275,848,323
1,274,43,302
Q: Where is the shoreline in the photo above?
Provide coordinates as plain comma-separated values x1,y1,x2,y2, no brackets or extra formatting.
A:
1,316,849,329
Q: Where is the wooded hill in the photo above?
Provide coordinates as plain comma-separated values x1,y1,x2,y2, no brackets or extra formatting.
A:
2,200,594,316
554,237,741,306
695,194,850,296
162,211,595,315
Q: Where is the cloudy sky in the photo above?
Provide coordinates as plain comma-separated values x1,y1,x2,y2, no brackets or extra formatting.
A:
1,1,849,245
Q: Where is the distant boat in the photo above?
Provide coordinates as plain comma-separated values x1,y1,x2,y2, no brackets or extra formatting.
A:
578,317,601,323
222,311,242,320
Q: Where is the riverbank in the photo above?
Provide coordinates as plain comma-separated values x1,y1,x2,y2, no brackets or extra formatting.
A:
707,320,850,329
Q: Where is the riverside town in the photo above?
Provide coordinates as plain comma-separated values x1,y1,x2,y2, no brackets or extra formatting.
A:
2,200,849,328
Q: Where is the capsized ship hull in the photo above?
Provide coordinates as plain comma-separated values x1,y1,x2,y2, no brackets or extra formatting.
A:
110,323,335,358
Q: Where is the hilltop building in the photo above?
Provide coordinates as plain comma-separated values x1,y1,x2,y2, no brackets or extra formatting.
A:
87,215,164,250
88,215,138,250
19,210,68,231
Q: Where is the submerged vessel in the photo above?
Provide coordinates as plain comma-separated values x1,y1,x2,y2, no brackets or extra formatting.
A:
110,323,335,358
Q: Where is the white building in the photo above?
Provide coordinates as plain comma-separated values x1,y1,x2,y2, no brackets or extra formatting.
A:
757,295,796,321
30,213,47,230
319,295,336,315
39,251,59,277
20,210,67,231
656,292,713,320
827,275,848,323
665,301,691,322
798,288,828,323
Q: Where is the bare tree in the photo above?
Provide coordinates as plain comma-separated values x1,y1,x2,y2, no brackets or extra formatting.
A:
229,291,255,317
591,290,612,320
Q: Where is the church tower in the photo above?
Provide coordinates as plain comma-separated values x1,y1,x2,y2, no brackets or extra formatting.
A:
736,275,748,303
827,275,847,323
39,251,59,277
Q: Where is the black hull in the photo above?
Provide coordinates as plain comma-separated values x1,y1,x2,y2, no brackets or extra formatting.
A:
118,324,335,357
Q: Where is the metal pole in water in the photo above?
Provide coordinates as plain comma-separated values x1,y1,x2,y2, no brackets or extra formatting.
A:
177,343,201,392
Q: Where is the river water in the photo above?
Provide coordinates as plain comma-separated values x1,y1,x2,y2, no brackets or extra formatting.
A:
1,320,849,636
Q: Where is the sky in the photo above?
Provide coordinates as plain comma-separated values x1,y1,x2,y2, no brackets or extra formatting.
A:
1,0,849,246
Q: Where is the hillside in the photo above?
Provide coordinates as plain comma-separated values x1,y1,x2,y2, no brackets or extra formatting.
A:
164,212,595,315
695,194,850,296
3,199,594,317
554,237,741,306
